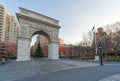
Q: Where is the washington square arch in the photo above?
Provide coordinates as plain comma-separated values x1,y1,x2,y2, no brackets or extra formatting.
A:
16,7,60,61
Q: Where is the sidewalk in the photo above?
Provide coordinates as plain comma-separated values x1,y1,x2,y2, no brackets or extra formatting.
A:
0,58,99,81
0,58,120,81
99,74,120,81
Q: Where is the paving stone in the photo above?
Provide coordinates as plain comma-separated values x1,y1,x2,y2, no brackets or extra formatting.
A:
0,58,120,81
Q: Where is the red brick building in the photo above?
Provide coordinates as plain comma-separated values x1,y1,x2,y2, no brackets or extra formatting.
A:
0,41,17,59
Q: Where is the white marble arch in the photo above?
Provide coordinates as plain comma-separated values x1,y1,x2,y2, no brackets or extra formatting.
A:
16,7,60,61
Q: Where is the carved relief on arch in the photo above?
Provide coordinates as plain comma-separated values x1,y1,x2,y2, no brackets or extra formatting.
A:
19,23,29,38
53,31,59,42
29,27,35,37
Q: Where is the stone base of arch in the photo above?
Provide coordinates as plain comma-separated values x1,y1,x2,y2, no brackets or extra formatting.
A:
16,38,59,61
16,37,31,61
48,42,59,59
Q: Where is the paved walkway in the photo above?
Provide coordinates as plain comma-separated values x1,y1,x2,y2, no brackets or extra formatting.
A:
0,58,99,81
99,74,120,81
0,58,120,81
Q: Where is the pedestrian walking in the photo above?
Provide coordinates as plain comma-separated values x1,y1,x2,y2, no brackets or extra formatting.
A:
1,57,5,65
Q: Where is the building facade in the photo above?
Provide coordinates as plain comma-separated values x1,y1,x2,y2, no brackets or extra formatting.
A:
0,4,5,41
0,3,18,42
0,4,18,59
0,41,17,59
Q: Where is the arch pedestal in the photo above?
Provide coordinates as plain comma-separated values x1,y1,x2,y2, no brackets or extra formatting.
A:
48,42,59,59
16,38,59,61
16,37,31,61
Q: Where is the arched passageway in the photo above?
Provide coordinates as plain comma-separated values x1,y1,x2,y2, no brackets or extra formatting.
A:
30,31,50,58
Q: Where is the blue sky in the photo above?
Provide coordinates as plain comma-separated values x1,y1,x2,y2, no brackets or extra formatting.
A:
1,0,120,44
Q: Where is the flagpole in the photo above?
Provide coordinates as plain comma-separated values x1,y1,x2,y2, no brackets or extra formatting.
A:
94,26,99,60
94,31,97,55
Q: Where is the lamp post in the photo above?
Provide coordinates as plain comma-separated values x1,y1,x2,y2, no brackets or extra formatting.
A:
99,44,103,66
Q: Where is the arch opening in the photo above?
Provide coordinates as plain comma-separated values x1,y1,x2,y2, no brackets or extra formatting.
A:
30,31,50,58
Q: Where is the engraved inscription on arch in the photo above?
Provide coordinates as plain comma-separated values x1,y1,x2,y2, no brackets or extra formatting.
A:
19,7,58,25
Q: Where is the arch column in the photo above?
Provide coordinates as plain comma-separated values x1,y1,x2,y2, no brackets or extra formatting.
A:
16,37,31,61
48,42,59,59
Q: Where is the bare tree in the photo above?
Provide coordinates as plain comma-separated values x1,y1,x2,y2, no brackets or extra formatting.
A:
104,22,120,34
80,31,93,47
